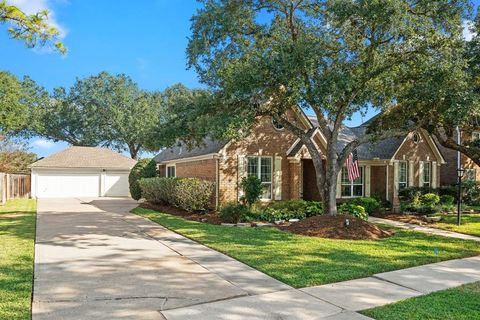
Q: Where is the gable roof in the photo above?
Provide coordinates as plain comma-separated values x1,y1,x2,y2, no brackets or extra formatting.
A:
154,138,228,163
31,146,137,169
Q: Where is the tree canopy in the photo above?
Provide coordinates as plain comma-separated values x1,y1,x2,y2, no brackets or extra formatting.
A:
32,72,163,159
0,0,66,54
186,0,470,214
372,9,480,166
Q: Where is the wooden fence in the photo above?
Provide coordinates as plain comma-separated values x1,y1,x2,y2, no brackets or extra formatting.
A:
0,173,31,205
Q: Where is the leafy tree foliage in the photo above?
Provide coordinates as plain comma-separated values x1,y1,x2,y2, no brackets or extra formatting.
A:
0,71,27,134
33,72,163,159
129,158,157,200
186,0,469,214
0,138,36,174
0,0,66,54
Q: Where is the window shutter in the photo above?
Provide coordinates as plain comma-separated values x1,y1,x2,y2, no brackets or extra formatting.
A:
432,161,437,188
393,161,399,193
365,166,371,197
408,161,414,187
419,161,424,187
336,170,342,198
274,156,282,200
237,155,246,200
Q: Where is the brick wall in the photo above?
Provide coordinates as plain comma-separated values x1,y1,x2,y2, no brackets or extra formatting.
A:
219,117,298,204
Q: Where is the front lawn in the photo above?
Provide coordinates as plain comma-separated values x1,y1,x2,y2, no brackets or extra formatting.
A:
133,207,480,288
433,214,480,237
0,199,36,320
362,281,480,320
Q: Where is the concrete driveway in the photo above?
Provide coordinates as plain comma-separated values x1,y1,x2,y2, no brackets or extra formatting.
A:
34,198,338,320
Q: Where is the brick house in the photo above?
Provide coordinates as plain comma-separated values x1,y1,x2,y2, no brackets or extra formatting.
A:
154,112,445,209
437,131,480,186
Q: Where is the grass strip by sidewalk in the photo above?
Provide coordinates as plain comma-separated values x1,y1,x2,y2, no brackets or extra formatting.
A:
361,281,480,320
433,214,480,237
0,199,36,320
133,207,480,288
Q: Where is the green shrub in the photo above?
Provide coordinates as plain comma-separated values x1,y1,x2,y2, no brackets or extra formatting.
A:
260,200,323,221
240,176,263,207
347,197,381,214
220,203,250,223
175,178,214,211
463,180,480,205
139,177,213,212
338,203,368,221
129,158,157,200
420,193,440,207
440,195,455,205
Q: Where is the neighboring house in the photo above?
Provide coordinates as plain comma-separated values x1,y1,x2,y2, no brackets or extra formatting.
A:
31,146,137,198
437,131,480,186
154,112,445,210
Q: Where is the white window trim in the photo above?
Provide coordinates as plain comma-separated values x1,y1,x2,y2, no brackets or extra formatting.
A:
423,161,431,187
247,156,273,200
340,166,364,198
166,164,176,178
398,161,408,190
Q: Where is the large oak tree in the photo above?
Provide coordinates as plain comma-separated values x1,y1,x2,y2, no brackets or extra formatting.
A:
186,0,470,215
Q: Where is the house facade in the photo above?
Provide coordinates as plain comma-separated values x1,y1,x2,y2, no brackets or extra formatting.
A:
154,112,446,210
438,131,480,186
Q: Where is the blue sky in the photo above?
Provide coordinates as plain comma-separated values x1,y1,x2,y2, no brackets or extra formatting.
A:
1,0,478,158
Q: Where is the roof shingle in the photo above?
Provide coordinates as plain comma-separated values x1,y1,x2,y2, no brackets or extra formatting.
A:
31,146,137,169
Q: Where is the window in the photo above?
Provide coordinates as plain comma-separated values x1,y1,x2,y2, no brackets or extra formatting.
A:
398,161,408,190
272,119,284,130
423,162,431,187
166,165,176,178
412,132,420,144
465,169,477,181
341,166,364,197
247,157,272,199
472,132,480,142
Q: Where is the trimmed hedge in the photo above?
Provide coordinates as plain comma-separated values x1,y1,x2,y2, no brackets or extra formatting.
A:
139,177,213,212
129,158,157,200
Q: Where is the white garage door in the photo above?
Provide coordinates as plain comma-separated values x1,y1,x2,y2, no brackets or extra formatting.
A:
36,173,100,198
105,173,130,197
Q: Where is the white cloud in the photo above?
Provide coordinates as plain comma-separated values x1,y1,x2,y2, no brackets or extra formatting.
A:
7,0,68,40
463,20,475,42
32,139,55,149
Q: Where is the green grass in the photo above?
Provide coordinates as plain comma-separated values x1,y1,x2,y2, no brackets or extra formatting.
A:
133,207,480,288
433,214,480,237
362,281,480,320
0,199,36,320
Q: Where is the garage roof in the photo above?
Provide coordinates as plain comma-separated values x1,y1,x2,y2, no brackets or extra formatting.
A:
31,146,137,169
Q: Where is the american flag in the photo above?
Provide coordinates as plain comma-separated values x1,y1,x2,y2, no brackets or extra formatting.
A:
346,149,360,182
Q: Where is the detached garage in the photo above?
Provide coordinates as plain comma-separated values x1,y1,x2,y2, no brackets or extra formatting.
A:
31,146,137,198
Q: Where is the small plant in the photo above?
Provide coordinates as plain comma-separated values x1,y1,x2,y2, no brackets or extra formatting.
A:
240,176,263,207
338,203,368,221
219,203,250,223
440,195,455,205
420,193,440,207
348,197,381,214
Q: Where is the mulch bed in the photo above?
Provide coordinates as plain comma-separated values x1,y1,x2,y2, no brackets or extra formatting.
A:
279,214,394,240
139,202,223,225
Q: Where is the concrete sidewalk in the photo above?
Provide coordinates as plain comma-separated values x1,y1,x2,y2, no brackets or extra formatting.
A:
369,216,480,242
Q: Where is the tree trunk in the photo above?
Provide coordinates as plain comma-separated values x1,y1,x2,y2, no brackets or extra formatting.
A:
128,144,139,160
